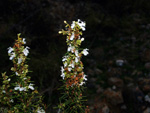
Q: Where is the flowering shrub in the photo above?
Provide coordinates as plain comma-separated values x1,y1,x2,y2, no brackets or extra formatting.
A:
58,19,89,113
0,34,45,113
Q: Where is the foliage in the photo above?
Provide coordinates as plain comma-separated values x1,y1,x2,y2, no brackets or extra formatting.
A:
58,20,89,113
0,34,45,113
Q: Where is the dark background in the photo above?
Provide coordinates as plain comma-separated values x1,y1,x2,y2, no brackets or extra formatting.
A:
1,0,150,112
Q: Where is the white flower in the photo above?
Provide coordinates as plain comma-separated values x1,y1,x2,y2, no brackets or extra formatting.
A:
22,38,26,44
71,47,75,53
7,78,11,81
2,90,6,93
18,58,22,64
15,72,19,76
75,57,79,63
62,56,68,62
75,50,79,57
10,99,14,103
23,77,27,80
14,85,26,91
82,48,89,56
61,73,65,79
37,107,45,113
71,19,86,31
68,67,72,71
64,62,67,67
81,38,84,42
77,19,86,31
29,83,34,90
69,61,75,68
60,66,65,79
9,52,15,60
67,46,71,52
71,21,75,29
81,27,85,31
70,33,74,40
79,81,85,86
83,74,87,81
61,66,64,74
20,87,26,91
23,38,26,44
67,45,75,53
8,47,13,54
23,46,30,56
71,62,75,68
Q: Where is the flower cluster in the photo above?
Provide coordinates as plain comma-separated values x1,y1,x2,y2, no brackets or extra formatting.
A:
60,19,88,87
14,83,34,91
8,34,35,92
71,19,86,31
58,19,89,113
0,34,45,112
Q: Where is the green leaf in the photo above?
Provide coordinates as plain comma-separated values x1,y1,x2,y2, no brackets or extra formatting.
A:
76,40,81,45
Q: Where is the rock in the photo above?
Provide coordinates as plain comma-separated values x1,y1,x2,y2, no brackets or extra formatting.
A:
145,95,150,103
143,107,150,113
104,89,124,105
143,85,150,92
108,77,124,88
96,85,104,94
138,78,150,92
124,76,133,82
145,62,150,69
120,105,127,110
127,83,134,87
112,85,116,90
102,105,109,113
116,59,124,66
90,99,110,113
